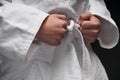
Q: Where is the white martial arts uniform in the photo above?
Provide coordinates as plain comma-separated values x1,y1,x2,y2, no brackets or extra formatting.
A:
0,0,119,80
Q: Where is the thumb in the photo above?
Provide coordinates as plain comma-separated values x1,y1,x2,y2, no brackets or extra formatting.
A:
77,13,92,25
55,14,67,20
79,13,92,21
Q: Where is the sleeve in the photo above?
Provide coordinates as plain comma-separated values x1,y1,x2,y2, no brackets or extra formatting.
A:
89,0,119,49
0,2,49,60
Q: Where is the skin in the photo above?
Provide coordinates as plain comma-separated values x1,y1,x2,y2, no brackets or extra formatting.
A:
36,13,101,46
77,13,101,43
36,14,68,46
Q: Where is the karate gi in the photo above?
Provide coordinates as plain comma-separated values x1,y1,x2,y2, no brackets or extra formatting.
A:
0,0,119,80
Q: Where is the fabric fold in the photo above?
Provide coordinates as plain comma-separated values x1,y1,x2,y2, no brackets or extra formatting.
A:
50,20,93,80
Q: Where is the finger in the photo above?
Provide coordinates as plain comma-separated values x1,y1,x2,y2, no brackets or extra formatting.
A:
81,29,99,37
79,13,92,20
63,20,68,29
56,14,67,20
83,35,97,43
54,35,65,46
54,27,67,37
81,21,100,29
77,13,92,25
60,28,67,36
76,19,82,26
91,16,101,26
44,35,63,46
59,20,68,29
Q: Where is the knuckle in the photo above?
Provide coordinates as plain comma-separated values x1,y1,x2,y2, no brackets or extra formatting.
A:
93,22,100,27
62,15,67,19
56,36,63,41
51,40,61,46
61,29,67,33
53,43,60,46
62,21,67,25
94,30,99,34
54,40,61,46
91,37,97,43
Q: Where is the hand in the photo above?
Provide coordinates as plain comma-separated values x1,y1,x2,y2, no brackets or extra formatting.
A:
36,14,68,46
77,13,101,43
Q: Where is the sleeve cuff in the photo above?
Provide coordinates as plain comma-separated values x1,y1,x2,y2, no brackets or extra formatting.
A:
89,1,119,49
97,17,119,49
0,3,49,58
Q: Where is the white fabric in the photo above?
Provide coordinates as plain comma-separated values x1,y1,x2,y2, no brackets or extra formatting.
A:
89,0,119,48
0,0,119,80
0,2,49,59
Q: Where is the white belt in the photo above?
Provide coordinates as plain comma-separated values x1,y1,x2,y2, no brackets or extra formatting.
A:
50,20,93,80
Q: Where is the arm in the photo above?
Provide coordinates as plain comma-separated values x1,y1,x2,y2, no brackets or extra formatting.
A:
0,2,49,60
89,0,119,49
